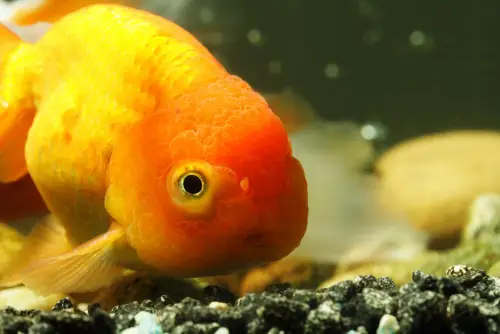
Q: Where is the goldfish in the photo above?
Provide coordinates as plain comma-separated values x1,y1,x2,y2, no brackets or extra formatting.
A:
0,4,308,295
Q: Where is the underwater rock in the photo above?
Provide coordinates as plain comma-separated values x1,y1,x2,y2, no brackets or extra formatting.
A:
0,286,64,311
1,266,500,333
376,314,400,334
319,194,500,289
120,311,162,334
0,272,205,312
203,285,237,305
238,258,332,295
374,130,500,242
0,301,116,334
205,257,335,298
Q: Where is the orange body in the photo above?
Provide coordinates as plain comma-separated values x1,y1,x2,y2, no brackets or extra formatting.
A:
0,4,308,295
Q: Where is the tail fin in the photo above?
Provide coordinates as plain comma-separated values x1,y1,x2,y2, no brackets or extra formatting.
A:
0,214,72,288
0,24,36,183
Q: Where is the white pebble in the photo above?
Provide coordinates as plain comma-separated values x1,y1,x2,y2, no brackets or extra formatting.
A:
120,311,162,334
214,328,230,334
324,63,340,79
446,264,473,277
208,301,229,310
247,29,263,45
376,314,400,334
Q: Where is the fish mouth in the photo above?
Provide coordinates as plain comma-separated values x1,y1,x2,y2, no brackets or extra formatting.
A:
239,226,298,263
243,231,267,245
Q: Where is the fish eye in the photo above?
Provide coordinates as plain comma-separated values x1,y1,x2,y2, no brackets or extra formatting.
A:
179,172,205,197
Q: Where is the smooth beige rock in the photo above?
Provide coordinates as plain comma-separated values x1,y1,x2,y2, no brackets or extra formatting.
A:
375,130,500,238
0,285,64,311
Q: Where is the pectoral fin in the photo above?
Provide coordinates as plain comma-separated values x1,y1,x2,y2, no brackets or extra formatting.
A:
1,217,128,295
0,214,72,288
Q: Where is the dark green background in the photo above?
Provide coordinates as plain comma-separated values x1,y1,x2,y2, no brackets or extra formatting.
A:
170,0,500,146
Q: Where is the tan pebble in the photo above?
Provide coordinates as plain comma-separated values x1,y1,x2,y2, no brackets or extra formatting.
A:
463,193,500,242
76,303,89,314
375,130,500,238
318,261,417,289
487,261,500,277
208,301,229,310
239,258,313,295
445,264,474,277
0,286,64,311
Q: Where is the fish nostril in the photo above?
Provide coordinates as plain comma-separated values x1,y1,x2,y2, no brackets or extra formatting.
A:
240,177,250,192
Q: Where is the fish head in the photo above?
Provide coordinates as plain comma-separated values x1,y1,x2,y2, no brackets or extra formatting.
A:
106,75,308,277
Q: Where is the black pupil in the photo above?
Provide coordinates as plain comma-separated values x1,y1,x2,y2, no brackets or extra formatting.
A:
182,174,203,195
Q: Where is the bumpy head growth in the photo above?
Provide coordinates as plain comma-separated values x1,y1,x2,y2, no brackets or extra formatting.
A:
106,75,308,277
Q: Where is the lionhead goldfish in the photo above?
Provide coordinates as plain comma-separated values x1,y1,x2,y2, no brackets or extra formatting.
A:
0,4,308,295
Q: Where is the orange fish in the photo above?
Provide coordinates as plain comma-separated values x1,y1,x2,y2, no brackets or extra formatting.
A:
0,4,308,295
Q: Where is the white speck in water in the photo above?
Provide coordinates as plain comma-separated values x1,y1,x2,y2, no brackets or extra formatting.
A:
358,0,384,20
247,29,263,46
363,28,383,45
358,0,375,16
409,30,426,46
360,124,379,141
324,63,340,79
198,7,215,23
268,60,282,74
360,121,387,141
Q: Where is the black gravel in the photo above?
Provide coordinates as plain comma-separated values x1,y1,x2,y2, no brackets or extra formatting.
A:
2,265,500,333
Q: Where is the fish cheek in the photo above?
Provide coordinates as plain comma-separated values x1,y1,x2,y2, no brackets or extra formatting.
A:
227,156,308,264
275,156,309,252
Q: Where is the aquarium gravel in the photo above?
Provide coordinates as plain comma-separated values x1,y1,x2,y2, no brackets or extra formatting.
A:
1,265,500,334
